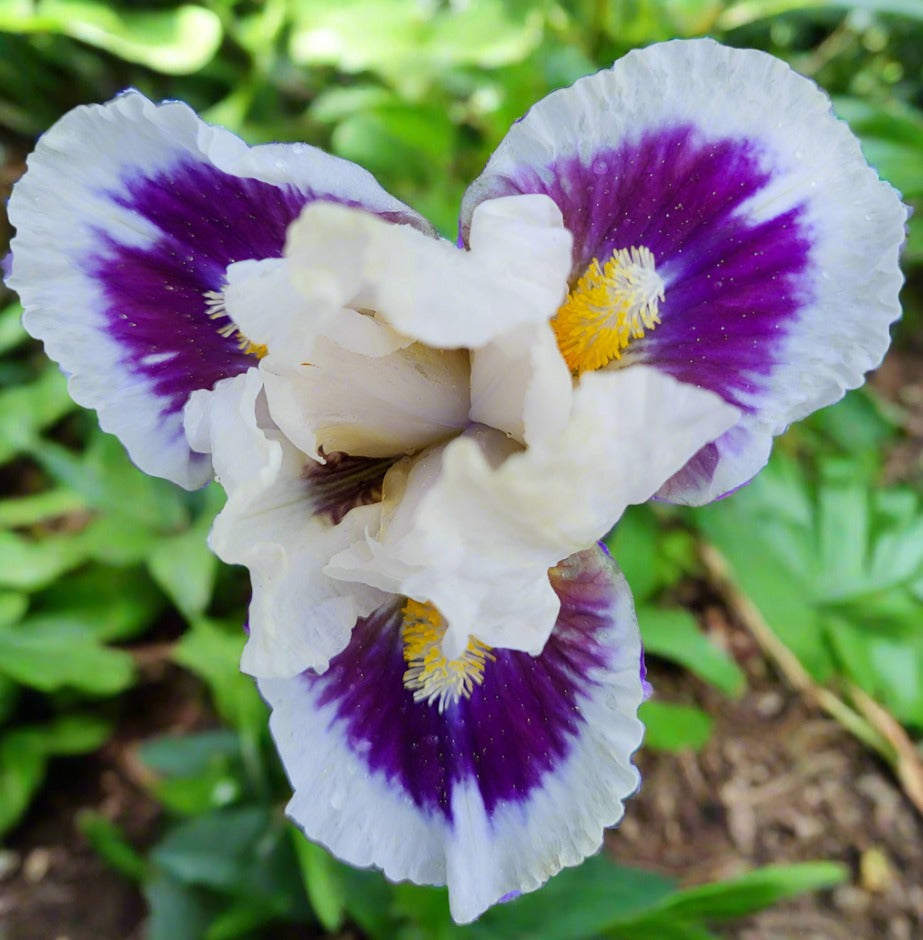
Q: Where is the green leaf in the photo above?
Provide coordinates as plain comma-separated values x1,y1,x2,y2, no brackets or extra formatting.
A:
0,529,93,591
0,488,87,528
0,302,26,356
719,0,923,29
139,731,244,816
291,836,347,932
642,861,847,922
0,617,135,694
0,592,28,627
172,619,266,734
639,700,714,752
0,367,74,463
0,1,223,74
638,607,745,697
605,507,662,602
139,731,241,778
146,869,220,940
0,716,111,835
147,518,218,619
151,807,309,920
34,713,112,755
31,565,162,642
77,810,148,882
468,855,676,940
0,729,46,835
29,431,188,532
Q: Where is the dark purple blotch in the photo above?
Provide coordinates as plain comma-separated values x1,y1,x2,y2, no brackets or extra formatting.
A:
304,450,398,525
88,158,419,421
477,125,813,411
306,549,629,822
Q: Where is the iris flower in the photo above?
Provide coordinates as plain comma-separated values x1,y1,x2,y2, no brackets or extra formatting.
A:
6,40,905,922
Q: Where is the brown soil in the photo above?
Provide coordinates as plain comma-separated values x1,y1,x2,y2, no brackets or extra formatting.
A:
610,653,923,938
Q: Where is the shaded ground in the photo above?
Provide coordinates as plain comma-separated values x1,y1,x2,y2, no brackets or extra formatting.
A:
611,659,923,938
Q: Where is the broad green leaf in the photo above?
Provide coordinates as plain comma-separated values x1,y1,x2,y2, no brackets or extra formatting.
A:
31,565,162,642
29,432,188,532
139,731,244,816
0,592,27,627
640,700,714,752
0,676,18,725
147,505,218,619
0,302,26,355
146,869,220,940
0,1,223,74
290,0,540,85
0,488,87,528
291,836,347,932
642,861,847,921
0,618,135,694
0,716,111,835
152,806,272,891
0,368,73,463
139,731,241,778
0,529,95,591
172,619,266,733
638,607,745,697
468,855,676,940
34,713,111,754
0,730,46,835
606,507,661,602
151,807,309,918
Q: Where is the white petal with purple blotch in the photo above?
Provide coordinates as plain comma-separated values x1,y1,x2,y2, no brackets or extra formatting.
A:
260,546,644,924
8,90,431,488
184,369,386,677
461,39,907,503
328,366,739,659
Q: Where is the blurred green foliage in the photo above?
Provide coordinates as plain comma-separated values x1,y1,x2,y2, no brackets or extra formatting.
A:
0,0,921,937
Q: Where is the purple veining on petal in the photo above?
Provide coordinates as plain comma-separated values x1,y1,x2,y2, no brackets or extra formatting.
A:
304,450,398,525
639,649,653,702
1,252,11,284
88,158,421,424
479,126,813,410
306,547,626,821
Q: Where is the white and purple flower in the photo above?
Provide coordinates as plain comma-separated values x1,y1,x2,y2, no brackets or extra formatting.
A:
5,39,905,923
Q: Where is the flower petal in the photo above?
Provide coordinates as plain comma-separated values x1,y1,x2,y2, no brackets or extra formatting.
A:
8,90,430,488
259,332,470,460
328,366,739,657
461,39,907,502
284,194,573,349
468,321,573,447
184,369,386,677
261,546,644,923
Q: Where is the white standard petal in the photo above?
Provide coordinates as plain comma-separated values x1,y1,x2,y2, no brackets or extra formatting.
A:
184,369,386,677
260,336,470,460
468,320,573,446
328,366,739,658
8,90,431,489
284,194,573,349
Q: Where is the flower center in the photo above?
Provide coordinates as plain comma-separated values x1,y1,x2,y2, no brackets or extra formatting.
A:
401,599,494,712
205,288,267,359
551,246,664,375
